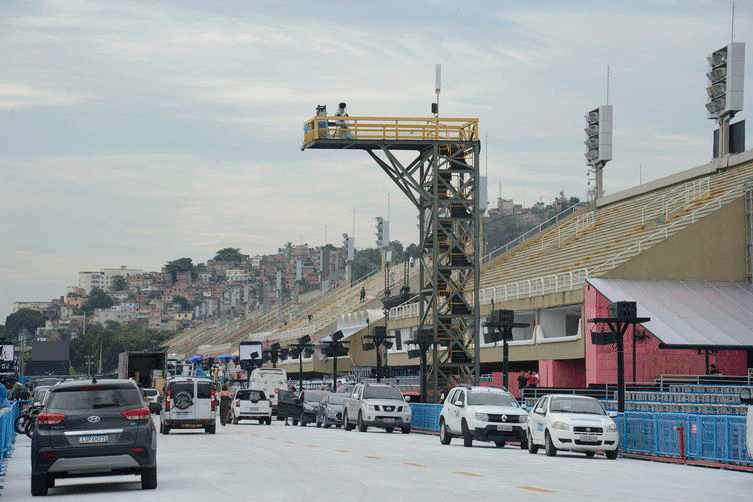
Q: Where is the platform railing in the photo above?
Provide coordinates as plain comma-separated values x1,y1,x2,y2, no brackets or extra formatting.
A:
303,116,479,144
640,177,711,226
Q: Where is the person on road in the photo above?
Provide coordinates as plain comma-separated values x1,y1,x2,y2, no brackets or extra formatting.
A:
219,384,233,426
360,286,366,302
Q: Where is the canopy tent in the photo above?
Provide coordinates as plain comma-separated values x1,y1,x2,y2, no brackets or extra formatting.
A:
587,278,753,349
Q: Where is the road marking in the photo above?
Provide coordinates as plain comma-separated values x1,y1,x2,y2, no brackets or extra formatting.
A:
335,449,350,453
403,462,427,468
286,441,297,444
367,455,384,460
454,470,482,478
518,486,557,493
306,444,320,448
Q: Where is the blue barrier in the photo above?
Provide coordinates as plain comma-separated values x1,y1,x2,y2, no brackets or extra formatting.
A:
1,401,20,473
410,403,442,432
615,411,752,466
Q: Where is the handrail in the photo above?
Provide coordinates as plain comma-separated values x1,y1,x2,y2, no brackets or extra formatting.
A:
303,116,479,145
640,177,710,226
481,202,587,263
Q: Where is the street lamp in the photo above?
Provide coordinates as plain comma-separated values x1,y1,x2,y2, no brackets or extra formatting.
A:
484,307,529,389
319,330,349,391
406,327,436,403
362,326,394,382
288,334,315,391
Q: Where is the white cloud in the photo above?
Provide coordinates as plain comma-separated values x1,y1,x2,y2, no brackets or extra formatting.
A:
0,84,83,110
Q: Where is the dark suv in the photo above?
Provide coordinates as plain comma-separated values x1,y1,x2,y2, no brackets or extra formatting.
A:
31,379,157,496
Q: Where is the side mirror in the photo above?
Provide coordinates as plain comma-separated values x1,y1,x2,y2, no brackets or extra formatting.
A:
454,399,464,407
34,401,42,407
404,395,412,402
520,404,529,411
608,411,619,418
740,388,753,405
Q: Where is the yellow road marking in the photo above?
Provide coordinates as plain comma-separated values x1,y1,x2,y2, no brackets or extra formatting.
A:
306,444,320,448
335,449,350,453
454,471,482,478
403,462,427,468
286,441,297,444
518,486,557,493
367,456,384,460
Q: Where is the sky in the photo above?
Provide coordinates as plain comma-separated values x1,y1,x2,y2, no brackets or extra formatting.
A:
1,0,751,321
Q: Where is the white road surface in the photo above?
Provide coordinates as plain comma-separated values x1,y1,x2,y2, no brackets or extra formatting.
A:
3,418,751,501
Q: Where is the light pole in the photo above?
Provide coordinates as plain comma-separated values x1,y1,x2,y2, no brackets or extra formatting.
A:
362,326,394,383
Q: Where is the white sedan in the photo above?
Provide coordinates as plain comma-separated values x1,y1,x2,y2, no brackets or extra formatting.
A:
527,394,619,459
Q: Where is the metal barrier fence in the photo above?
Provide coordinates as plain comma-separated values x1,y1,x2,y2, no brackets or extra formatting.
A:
410,404,442,432
615,411,752,466
1,401,20,487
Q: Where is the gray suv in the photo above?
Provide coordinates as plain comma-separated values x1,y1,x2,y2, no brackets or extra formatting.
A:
30,379,157,496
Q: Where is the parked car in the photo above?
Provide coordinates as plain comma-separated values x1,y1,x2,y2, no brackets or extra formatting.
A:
527,394,619,459
299,390,328,426
317,392,346,428
343,382,411,434
160,376,217,434
439,385,528,448
276,389,302,425
142,388,162,414
740,388,753,459
231,389,272,425
30,378,157,496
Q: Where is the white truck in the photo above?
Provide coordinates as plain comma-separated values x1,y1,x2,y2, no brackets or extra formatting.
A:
249,368,288,416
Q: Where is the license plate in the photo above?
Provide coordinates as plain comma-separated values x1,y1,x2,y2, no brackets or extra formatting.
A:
579,434,598,442
175,412,191,417
383,418,394,423
79,435,108,444
248,407,258,411
497,425,513,432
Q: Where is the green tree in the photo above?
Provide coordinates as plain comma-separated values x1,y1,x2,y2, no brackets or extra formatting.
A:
352,247,381,280
213,248,244,262
569,196,581,207
283,242,294,257
82,288,115,314
112,275,127,291
164,257,195,282
172,296,191,312
4,309,45,342
405,243,420,259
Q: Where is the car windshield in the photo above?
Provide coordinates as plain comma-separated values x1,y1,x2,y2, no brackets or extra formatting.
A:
550,397,605,415
304,391,326,403
168,382,194,397
327,394,346,405
236,390,266,401
467,390,518,407
46,385,143,410
143,389,158,396
363,386,403,400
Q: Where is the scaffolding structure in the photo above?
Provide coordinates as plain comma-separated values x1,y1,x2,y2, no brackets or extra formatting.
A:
303,116,482,397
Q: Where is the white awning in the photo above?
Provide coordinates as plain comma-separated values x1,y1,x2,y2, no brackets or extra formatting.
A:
333,309,385,340
587,278,753,348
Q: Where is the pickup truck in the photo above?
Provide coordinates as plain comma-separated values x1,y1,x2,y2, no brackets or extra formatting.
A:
231,389,272,425
343,382,411,434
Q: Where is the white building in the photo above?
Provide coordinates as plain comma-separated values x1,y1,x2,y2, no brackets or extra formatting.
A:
79,271,105,293
102,266,143,290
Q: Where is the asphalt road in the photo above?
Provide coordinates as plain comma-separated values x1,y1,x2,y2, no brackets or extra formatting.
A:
3,417,751,501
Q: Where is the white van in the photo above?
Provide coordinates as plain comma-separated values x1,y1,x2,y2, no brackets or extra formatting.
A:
249,368,288,415
160,376,217,434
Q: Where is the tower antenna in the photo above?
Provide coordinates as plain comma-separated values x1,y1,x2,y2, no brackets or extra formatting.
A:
731,2,736,42
606,65,610,105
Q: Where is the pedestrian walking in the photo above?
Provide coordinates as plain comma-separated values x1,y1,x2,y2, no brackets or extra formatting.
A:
219,384,233,426
360,286,366,302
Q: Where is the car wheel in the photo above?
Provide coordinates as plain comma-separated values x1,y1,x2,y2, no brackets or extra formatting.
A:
25,418,36,438
232,417,239,425
292,419,299,426
520,437,528,450
527,429,538,454
385,426,394,433
494,441,506,448
335,424,341,428
343,413,353,431
585,451,595,457
324,423,332,428
207,423,216,434
15,415,27,434
300,420,306,426
266,417,272,425
439,419,452,445
544,431,557,457
401,426,411,434
606,448,619,460
461,419,473,447
316,420,322,428
357,412,367,432
141,466,157,490
258,419,264,424
31,474,48,496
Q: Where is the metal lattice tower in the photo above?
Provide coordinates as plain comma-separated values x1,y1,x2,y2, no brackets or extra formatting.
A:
302,116,481,397
745,180,753,283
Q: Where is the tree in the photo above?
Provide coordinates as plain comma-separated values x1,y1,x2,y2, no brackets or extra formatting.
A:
164,257,195,282
569,196,581,207
405,243,420,259
82,288,114,315
213,248,244,262
112,275,127,291
4,309,45,342
172,296,191,312
283,242,294,257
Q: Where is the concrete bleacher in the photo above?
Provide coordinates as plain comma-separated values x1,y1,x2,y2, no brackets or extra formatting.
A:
476,158,753,302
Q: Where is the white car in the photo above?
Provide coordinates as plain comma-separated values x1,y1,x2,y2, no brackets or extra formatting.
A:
343,382,412,433
160,376,217,434
232,389,272,425
249,368,288,415
143,388,162,414
439,385,528,448
527,394,619,459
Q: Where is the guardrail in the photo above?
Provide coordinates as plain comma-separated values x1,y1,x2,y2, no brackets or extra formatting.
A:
641,177,710,226
410,403,442,432
1,401,19,468
303,116,479,145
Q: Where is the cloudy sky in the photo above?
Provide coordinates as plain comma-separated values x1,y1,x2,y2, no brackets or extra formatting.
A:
1,0,751,321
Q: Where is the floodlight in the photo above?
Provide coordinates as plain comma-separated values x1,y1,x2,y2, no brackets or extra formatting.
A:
362,342,375,351
331,330,344,342
303,347,314,358
383,340,393,349
290,348,300,359
407,349,421,359
707,67,727,83
707,82,726,99
280,348,289,359
705,42,745,119
299,334,311,345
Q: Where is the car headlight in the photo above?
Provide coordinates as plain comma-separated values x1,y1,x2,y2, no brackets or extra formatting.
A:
518,414,528,423
474,413,489,422
365,403,376,411
606,423,617,432
551,421,570,431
